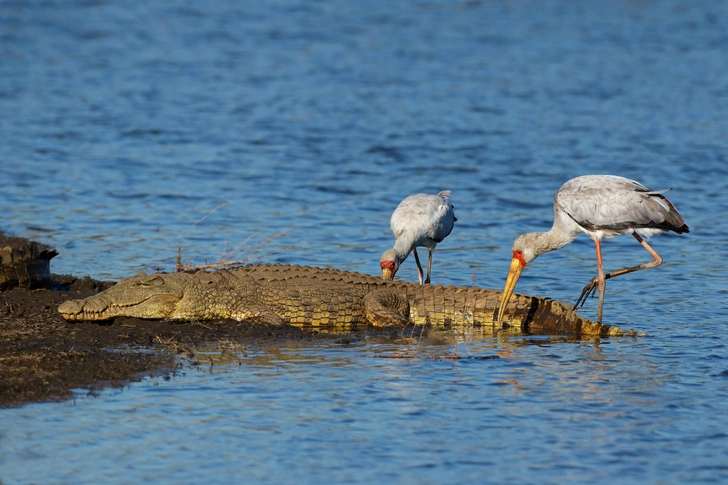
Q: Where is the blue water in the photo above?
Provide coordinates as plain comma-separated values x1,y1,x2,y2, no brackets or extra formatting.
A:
1,0,728,483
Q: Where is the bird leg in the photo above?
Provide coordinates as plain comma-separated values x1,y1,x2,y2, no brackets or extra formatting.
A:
412,248,425,285
425,249,434,284
576,240,603,310
576,233,664,321
595,239,606,323
575,239,609,322
600,233,663,279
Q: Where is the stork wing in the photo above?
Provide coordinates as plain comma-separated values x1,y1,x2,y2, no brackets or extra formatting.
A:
555,175,686,232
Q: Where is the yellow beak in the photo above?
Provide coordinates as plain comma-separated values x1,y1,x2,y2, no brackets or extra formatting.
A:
497,257,525,323
381,267,395,280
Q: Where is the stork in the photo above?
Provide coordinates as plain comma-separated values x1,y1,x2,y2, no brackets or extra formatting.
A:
380,190,456,284
497,175,689,324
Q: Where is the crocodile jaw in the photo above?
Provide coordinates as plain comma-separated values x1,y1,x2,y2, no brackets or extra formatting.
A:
58,294,181,321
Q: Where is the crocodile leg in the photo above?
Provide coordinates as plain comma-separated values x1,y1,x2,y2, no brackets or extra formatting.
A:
361,289,411,326
227,306,286,325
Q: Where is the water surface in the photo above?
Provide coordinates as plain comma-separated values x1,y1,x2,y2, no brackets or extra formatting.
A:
1,1,727,483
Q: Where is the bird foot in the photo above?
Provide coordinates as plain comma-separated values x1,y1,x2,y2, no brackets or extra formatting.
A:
575,276,600,308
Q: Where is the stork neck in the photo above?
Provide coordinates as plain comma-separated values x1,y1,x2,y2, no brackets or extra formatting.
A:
537,229,576,253
526,221,579,257
392,238,415,263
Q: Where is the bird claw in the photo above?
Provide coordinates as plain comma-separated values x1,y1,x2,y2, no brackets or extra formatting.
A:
575,276,600,308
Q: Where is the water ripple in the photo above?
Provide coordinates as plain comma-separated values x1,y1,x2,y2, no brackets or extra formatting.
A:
2,0,728,483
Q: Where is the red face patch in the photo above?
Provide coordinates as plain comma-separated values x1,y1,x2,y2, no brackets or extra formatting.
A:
380,260,396,271
513,250,527,267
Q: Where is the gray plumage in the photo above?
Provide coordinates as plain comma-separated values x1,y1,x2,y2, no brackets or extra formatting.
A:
555,175,689,240
515,175,689,265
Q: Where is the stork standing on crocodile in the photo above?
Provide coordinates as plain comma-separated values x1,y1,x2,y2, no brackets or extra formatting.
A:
497,174,689,324
380,190,456,285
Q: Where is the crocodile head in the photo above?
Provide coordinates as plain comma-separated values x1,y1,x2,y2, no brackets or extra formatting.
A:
58,272,185,321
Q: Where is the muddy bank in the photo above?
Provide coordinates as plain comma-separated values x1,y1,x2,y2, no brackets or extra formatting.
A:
0,232,329,408
0,273,329,408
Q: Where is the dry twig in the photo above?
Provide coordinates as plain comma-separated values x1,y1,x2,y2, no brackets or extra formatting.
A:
174,204,294,271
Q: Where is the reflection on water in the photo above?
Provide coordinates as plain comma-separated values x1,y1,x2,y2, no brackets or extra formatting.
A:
184,328,554,367
2,334,724,484
2,0,728,483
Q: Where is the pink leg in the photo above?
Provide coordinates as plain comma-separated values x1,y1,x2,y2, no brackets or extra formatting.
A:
425,249,434,284
412,248,424,285
605,233,663,279
576,233,665,322
595,239,606,323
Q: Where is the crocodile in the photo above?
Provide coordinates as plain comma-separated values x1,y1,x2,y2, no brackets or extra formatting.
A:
58,263,637,336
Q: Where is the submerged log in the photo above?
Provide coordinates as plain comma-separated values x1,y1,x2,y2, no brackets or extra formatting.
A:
0,232,58,290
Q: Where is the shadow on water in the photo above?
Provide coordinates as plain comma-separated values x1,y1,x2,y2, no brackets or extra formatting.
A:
183,324,624,370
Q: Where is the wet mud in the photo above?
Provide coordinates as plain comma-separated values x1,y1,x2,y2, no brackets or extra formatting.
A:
0,274,327,408
0,233,325,408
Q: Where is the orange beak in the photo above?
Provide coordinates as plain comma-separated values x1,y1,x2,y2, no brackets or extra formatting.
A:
496,256,525,323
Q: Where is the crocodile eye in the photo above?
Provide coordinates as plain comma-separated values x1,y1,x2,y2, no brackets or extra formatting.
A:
130,277,165,288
